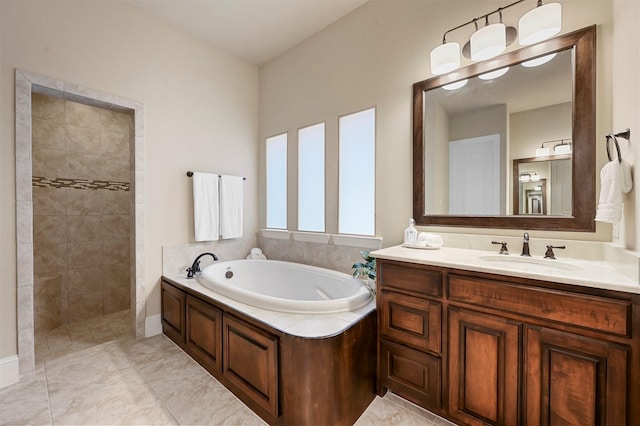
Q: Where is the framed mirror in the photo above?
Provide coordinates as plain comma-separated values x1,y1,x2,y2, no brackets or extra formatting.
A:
413,26,595,231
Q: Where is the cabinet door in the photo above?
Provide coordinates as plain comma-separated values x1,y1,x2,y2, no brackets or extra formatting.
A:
223,314,279,417
186,295,222,374
449,307,521,426
161,281,186,345
379,292,441,354
525,326,628,426
380,339,441,411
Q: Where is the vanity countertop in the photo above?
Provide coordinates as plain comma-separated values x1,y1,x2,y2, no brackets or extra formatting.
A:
371,245,640,294
163,273,376,338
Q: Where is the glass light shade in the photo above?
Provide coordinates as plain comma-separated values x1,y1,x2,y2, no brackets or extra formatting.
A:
536,147,551,157
554,143,572,155
430,42,460,75
519,174,531,182
522,52,557,67
470,23,506,61
518,2,562,46
442,79,468,91
531,174,541,182
478,67,509,80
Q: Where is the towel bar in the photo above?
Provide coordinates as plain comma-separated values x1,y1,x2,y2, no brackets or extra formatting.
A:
186,171,246,180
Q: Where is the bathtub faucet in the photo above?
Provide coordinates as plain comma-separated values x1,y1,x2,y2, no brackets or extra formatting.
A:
186,252,219,279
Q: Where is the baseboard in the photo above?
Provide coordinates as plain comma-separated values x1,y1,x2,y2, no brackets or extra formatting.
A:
0,355,19,389
145,314,163,338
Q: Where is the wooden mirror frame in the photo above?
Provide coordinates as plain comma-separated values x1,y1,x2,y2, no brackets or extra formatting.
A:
413,26,595,231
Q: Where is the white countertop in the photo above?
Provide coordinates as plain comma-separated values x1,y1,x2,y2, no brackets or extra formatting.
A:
371,245,640,294
164,273,376,338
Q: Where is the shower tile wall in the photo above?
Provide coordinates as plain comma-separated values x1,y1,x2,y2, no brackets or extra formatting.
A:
32,93,132,336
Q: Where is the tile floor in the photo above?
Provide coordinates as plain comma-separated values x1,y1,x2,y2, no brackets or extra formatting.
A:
1,310,456,425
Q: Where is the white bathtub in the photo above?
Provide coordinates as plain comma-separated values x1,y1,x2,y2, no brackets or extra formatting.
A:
197,259,373,314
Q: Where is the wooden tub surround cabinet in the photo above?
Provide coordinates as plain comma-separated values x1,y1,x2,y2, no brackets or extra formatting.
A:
160,277,377,425
375,258,640,426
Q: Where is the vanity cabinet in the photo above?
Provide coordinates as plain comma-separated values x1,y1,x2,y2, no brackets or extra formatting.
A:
376,259,639,426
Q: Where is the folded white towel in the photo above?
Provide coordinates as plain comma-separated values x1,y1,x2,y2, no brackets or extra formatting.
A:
220,175,244,239
418,232,444,247
246,248,267,260
192,172,219,241
595,161,624,223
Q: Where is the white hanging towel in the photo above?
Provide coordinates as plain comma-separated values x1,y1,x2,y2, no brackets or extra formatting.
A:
595,161,625,223
220,175,244,239
192,172,220,241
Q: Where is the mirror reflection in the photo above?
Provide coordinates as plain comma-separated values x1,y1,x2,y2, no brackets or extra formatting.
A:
423,48,573,216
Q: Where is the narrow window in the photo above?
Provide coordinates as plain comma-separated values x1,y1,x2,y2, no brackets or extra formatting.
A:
339,108,376,235
266,133,287,229
298,123,325,232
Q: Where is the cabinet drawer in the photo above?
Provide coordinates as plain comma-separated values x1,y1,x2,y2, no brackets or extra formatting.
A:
379,340,441,411
380,292,441,354
448,274,632,337
379,262,442,297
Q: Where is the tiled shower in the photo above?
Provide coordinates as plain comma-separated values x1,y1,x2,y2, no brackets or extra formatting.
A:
31,93,132,338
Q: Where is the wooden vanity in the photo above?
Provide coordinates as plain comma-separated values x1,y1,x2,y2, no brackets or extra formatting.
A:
161,277,376,425
375,258,640,425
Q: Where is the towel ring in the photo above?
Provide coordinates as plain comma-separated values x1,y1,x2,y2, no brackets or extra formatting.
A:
606,134,622,163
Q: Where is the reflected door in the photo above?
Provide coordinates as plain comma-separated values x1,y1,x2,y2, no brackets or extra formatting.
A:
449,135,501,215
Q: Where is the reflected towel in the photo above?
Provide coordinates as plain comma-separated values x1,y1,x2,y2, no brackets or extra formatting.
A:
192,172,219,241
595,161,625,223
220,175,244,239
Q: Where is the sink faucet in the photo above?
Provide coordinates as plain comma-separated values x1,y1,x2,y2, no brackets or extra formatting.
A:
544,245,566,259
521,232,531,257
186,252,219,278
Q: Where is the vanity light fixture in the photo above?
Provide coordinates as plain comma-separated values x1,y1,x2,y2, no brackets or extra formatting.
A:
442,79,468,91
470,17,506,61
536,138,571,157
429,0,562,75
478,67,510,80
518,1,562,45
554,140,572,155
519,173,531,182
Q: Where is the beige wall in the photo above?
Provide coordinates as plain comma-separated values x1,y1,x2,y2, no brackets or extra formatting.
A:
259,0,617,246
613,0,640,248
0,1,259,358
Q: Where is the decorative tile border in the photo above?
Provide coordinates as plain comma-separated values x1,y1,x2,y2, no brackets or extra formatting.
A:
32,176,130,192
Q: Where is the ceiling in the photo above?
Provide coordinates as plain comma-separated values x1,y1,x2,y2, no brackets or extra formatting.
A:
130,0,370,65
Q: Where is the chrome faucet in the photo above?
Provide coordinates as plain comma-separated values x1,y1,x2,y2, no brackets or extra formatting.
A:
521,232,531,257
186,252,219,278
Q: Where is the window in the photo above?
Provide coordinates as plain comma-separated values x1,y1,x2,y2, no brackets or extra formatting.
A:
298,123,325,232
338,108,376,235
266,133,287,229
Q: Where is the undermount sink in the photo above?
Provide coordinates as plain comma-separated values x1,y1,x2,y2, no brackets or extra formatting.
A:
478,254,582,272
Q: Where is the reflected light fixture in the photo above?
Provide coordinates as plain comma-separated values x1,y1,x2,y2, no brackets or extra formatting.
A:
442,79,468,91
536,138,571,157
519,1,562,45
479,67,510,80
519,173,531,182
429,0,562,75
521,52,557,67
